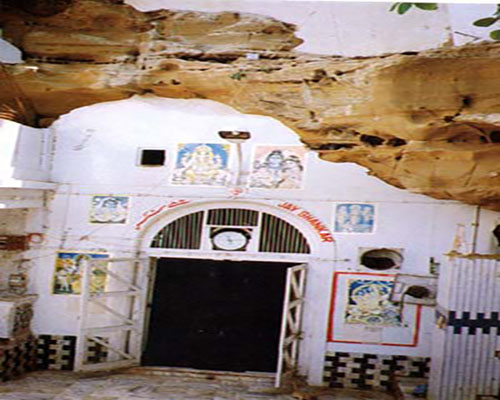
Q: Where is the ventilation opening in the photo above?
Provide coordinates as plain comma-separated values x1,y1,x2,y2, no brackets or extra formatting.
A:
151,211,203,249
207,208,259,226
360,248,403,270
405,285,431,299
140,149,166,166
259,213,310,254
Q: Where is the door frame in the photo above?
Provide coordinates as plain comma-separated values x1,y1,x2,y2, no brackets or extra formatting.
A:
142,257,307,381
136,200,334,384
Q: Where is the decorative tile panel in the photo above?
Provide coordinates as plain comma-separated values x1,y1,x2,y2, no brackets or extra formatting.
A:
37,335,109,371
85,337,108,364
323,352,430,390
0,335,37,381
37,334,76,371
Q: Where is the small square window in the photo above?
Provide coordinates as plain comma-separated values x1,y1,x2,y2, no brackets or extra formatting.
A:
140,149,166,166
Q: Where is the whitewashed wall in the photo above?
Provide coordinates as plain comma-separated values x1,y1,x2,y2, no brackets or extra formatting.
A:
0,120,52,186
22,96,499,384
0,0,498,385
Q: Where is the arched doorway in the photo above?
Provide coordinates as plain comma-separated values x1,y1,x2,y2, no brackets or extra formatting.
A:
74,202,323,385
142,204,313,376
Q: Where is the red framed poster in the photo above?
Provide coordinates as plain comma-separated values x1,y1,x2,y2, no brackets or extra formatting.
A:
327,272,422,347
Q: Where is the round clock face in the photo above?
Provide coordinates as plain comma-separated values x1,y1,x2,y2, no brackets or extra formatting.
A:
212,229,249,251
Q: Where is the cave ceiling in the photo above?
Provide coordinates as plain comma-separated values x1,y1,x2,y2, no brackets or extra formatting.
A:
0,0,499,210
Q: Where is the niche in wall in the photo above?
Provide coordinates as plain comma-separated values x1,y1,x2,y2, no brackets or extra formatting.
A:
138,149,166,166
358,247,403,271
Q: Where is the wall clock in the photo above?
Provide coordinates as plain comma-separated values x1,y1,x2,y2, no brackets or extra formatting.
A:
210,228,252,251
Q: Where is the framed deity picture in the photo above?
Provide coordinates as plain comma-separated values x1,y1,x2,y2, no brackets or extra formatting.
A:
334,203,375,233
52,252,109,295
171,143,231,186
249,145,307,189
327,272,421,346
89,195,130,224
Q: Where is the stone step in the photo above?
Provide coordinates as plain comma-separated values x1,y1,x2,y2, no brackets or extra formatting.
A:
126,366,276,385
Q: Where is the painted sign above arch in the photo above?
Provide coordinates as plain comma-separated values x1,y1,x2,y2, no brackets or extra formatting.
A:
278,201,334,243
134,199,192,231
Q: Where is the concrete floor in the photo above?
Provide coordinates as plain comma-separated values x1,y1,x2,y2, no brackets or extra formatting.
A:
0,368,396,400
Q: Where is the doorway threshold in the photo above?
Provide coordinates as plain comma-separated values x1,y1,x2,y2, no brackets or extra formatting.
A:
127,366,275,383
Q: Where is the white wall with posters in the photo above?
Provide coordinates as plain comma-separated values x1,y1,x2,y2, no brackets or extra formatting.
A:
22,95,499,383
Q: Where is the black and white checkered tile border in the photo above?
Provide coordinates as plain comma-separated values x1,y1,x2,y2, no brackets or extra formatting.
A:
0,336,38,381
448,311,500,335
37,334,76,371
37,334,109,371
323,352,430,390
1,334,110,381
85,338,108,364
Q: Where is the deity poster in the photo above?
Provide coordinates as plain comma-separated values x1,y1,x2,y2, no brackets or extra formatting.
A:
89,195,129,224
334,203,375,233
345,279,401,327
171,143,231,186
52,252,108,295
328,272,421,346
249,145,307,189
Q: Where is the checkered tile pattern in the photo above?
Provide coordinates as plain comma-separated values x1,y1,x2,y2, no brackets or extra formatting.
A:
85,337,108,364
37,335,76,371
37,335,110,370
0,336,38,381
448,311,500,335
323,352,430,390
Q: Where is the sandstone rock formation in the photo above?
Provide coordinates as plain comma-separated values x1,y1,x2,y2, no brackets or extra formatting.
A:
0,0,499,210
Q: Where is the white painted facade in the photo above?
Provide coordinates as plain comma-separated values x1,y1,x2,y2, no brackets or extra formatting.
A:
0,0,498,388
0,96,497,384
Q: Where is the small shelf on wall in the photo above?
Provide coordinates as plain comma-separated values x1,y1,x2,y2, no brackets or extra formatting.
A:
390,274,438,306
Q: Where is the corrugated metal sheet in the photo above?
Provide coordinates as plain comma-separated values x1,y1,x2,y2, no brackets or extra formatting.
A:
431,256,500,400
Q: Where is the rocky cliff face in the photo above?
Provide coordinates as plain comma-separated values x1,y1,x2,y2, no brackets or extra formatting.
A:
1,0,499,210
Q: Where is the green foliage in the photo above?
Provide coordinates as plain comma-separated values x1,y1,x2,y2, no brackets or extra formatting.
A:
389,2,438,15
398,3,412,14
473,17,498,27
472,4,500,41
491,30,500,40
390,2,500,41
414,3,438,10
